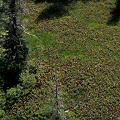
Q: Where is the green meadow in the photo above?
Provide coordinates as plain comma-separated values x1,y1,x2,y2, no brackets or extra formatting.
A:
0,0,120,119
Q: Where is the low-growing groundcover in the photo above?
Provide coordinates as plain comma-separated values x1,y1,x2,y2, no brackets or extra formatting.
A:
0,0,120,119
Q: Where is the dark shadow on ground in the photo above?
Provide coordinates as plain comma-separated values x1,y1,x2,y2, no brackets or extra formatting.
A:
34,0,102,22
107,0,120,25
34,0,76,5
81,0,90,3
34,0,78,21
36,4,69,21
81,0,100,3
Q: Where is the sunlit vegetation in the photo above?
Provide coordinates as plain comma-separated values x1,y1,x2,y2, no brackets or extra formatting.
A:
0,0,120,119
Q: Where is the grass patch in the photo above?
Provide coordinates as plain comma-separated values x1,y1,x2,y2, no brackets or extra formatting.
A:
1,0,120,119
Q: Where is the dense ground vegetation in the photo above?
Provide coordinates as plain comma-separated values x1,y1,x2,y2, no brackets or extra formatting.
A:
0,0,120,119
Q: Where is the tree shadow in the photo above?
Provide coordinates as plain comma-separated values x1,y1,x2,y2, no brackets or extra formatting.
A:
36,4,69,21
81,0,90,3
34,0,76,5
107,0,120,25
81,0,100,3
34,0,78,22
34,0,102,22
